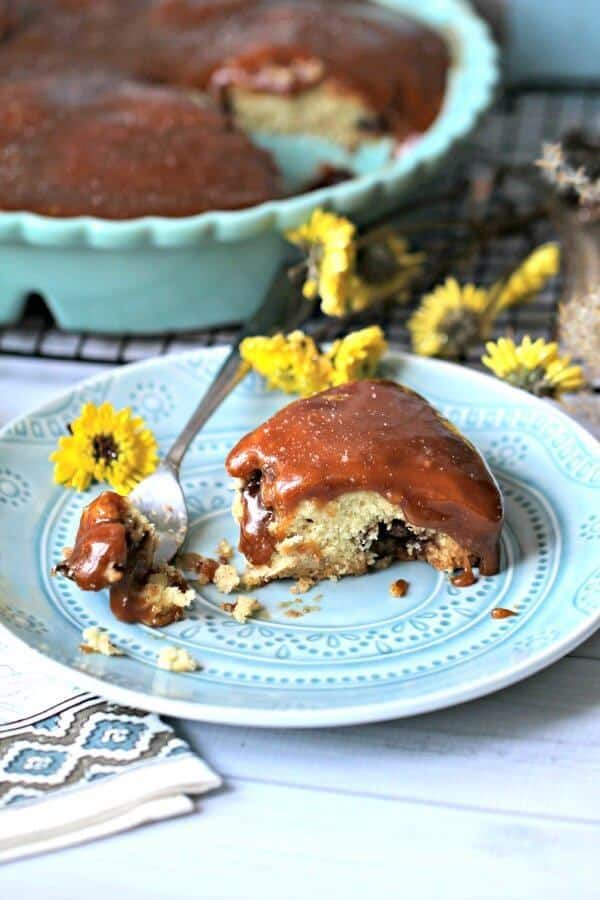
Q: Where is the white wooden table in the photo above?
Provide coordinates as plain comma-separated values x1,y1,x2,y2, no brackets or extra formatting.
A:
1,358,599,899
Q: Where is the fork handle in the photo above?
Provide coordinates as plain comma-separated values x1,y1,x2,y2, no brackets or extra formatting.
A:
164,346,247,471
163,261,309,472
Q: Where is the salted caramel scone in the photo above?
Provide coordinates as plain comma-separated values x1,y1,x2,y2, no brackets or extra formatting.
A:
226,381,503,588
54,490,194,627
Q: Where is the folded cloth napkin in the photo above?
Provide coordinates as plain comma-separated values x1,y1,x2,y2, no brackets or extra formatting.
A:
0,637,221,863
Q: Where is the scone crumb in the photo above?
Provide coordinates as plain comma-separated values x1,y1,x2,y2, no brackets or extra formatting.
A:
216,538,234,563
279,594,322,618
80,626,123,657
214,563,241,594
290,577,315,595
158,645,199,673
146,570,195,608
221,594,262,624
285,605,320,619
175,552,218,585
390,578,409,598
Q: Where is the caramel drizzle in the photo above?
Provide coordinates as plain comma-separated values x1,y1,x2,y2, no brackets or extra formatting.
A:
451,568,478,588
490,607,518,619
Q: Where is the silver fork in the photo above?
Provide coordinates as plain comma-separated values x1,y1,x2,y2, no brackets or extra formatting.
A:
129,263,309,567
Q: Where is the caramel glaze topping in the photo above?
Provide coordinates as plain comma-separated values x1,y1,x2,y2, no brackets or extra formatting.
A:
108,533,156,625
56,491,130,592
108,551,190,628
226,380,503,573
239,470,276,566
0,0,448,218
0,73,280,218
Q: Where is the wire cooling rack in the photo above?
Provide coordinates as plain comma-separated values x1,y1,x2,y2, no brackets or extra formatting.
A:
1,86,598,369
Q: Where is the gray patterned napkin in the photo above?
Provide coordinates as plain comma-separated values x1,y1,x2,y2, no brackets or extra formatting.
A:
0,637,221,862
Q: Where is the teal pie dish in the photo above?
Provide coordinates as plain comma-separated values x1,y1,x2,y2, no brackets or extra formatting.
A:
0,0,498,334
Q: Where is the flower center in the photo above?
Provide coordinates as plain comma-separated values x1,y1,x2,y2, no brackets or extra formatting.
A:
92,433,120,464
441,310,482,358
506,365,555,397
356,242,399,284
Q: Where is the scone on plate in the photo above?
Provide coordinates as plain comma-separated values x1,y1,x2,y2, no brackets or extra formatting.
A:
226,380,503,588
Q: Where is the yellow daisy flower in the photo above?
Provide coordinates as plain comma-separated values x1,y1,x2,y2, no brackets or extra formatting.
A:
327,326,388,385
240,326,388,396
482,336,585,397
240,331,332,396
51,402,159,493
495,243,560,312
408,277,490,358
286,209,356,316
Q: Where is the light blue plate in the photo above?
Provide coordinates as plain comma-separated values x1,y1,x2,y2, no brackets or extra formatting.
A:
0,349,598,727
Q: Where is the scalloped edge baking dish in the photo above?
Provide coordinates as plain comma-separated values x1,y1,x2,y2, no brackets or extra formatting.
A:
0,0,498,333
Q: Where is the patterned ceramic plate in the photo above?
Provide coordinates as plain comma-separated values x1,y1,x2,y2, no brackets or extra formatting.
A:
0,349,598,727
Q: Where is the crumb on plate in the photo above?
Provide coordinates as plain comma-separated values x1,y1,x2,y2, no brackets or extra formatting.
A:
216,538,234,562
145,569,196,609
214,563,241,594
221,594,262,624
284,605,321,619
279,594,322,618
175,552,219,585
290,577,315,595
80,626,123,657
157,645,199,672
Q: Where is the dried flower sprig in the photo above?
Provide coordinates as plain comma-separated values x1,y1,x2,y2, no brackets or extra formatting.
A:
536,142,600,210
558,289,600,382
240,325,387,396
286,209,423,317
482,337,585,398
408,243,560,359
50,402,158,493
